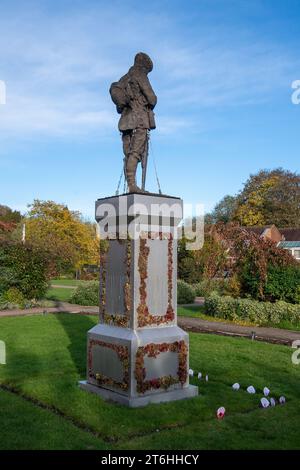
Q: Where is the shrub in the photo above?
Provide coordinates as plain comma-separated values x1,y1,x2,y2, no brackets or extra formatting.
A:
3,287,25,308
214,222,297,300
194,275,241,298
70,282,99,306
177,280,195,304
223,274,241,298
0,241,49,300
264,265,300,303
193,279,224,297
205,292,238,320
239,261,300,303
239,261,261,299
205,292,300,326
178,235,228,284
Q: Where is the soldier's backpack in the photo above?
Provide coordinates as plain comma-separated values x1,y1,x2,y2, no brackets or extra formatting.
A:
109,77,130,113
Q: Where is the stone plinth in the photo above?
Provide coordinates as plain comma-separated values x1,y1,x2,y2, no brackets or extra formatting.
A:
79,193,198,407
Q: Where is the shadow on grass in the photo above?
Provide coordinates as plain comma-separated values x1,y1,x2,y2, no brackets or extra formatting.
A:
55,313,97,378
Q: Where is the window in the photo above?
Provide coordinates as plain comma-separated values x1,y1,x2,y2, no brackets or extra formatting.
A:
293,249,300,259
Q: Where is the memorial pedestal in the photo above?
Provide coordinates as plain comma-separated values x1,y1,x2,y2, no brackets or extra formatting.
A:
79,194,198,407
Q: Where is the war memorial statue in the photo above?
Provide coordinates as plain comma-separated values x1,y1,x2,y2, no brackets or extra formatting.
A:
109,52,157,193
79,53,198,407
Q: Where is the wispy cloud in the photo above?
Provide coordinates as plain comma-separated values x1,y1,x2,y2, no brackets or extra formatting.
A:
156,41,299,107
0,1,299,140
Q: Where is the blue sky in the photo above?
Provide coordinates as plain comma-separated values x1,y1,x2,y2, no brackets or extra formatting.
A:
0,0,299,219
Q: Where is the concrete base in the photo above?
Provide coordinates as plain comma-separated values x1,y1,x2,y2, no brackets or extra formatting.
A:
79,381,198,408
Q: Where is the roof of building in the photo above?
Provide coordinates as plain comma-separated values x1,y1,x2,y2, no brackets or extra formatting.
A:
279,228,300,242
278,241,300,249
242,226,272,235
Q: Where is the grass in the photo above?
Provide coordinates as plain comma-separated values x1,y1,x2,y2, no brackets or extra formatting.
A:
177,305,253,326
45,278,96,303
45,287,74,303
0,387,104,450
51,278,92,287
0,313,300,449
273,320,300,332
177,305,206,318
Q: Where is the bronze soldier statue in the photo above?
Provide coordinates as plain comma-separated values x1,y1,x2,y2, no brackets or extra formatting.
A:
110,52,157,193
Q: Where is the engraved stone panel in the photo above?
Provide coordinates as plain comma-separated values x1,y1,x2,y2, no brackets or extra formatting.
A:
92,345,124,383
144,351,179,381
146,239,168,316
105,240,126,315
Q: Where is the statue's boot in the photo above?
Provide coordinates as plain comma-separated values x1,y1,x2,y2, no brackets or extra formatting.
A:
126,154,143,193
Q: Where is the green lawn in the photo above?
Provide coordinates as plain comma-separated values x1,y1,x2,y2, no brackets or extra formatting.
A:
0,387,104,450
0,313,299,449
51,278,91,287
178,305,254,327
275,320,300,332
178,305,206,317
45,278,93,303
45,287,74,303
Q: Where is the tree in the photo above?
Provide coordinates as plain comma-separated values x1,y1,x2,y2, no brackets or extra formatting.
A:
195,236,228,279
0,205,22,242
214,222,298,300
233,168,300,227
206,195,237,224
25,200,99,276
178,232,227,283
0,220,15,236
178,238,199,283
0,205,21,224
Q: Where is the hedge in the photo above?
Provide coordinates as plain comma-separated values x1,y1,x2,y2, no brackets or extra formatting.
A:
0,241,49,300
240,262,300,303
264,265,300,303
205,292,300,326
193,279,224,297
177,280,195,304
70,281,99,306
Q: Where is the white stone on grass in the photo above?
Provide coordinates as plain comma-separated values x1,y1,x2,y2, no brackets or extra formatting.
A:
260,397,270,408
263,387,270,397
279,396,286,405
232,383,240,391
247,385,256,394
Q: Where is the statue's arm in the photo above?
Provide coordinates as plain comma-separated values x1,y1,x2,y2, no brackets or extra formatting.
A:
138,74,157,109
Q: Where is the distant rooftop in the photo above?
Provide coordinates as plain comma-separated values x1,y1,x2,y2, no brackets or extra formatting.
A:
278,241,300,248
242,226,273,235
279,228,300,242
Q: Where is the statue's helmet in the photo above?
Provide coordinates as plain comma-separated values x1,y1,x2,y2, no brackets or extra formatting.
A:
134,52,153,73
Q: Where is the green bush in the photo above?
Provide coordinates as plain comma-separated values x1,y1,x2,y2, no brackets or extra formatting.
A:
0,241,49,300
222,274,242,298
177,280,195,304
239,258,300,303
193,276,241,298
3,287,25,308
70,282,99,306
205,292,300,326
264,265,300,303
193,279,224,297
